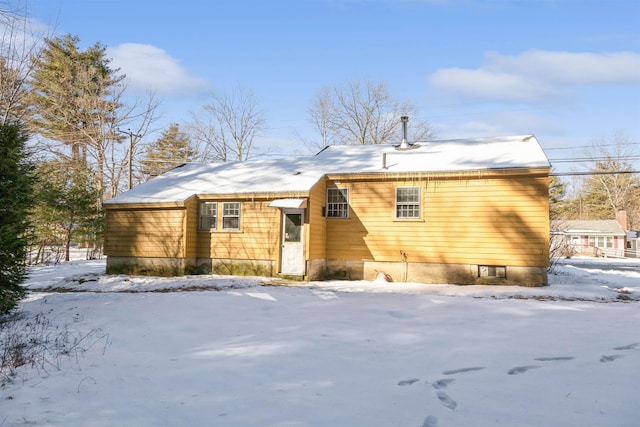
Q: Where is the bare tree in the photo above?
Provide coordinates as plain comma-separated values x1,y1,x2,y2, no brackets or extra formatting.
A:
109,90,161,195
0,1,48,124
188,86,265,162
577,133,639,227
307,77,433,149
308,85,334,149
187,111,223,161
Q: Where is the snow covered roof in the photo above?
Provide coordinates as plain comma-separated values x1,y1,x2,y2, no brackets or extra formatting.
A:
551,220,627,235
104,134,549,205
104,157,326,205
316,134,549,173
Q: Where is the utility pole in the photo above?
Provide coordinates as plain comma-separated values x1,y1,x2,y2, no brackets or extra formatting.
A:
118,128,142,190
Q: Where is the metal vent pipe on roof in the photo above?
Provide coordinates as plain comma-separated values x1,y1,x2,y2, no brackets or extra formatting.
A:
400,115,409,149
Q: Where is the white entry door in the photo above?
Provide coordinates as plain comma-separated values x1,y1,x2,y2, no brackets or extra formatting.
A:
280,209,304,275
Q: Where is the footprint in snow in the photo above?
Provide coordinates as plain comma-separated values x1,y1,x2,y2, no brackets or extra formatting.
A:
442,366,484,375
534,356,575,362
436,391,457,411
613,343,639,351
600,354,624,363
398,378,420,386
387,310,415,319
420,415,439,427
508,365,542,375
431,378,455,390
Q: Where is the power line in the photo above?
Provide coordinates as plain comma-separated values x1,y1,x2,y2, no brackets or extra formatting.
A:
544,142,640,151
548,156,640,163
550,170,640,177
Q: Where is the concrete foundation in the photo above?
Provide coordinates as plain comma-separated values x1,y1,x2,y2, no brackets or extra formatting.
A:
107,256,548,286
106,256,197,276
324,259,548,287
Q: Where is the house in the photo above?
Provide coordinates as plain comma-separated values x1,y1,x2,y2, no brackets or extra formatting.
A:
551,219,627,258
626,230,639,258
103,134,551,286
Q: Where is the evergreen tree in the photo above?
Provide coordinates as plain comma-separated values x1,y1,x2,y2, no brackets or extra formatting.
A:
0,122,35,313
549,175,568,220
27,34,124,195
33,160,102,262
140,124,194,180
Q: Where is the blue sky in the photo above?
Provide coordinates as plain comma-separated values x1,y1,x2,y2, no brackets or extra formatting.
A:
28,0,640,171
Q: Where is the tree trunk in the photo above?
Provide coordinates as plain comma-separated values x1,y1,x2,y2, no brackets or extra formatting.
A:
65,229,73,262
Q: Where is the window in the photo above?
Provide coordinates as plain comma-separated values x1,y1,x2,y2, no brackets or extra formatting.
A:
199,202,217,230
284,213,302,242
396,187,421,219
222,202,240,230
589,235,613,248
326,188,349,218
478,265,506,278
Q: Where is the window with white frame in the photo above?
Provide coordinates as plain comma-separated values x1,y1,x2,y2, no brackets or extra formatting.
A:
395,187,421,219
326,188,349,218
199,202,217,230
222,202,241,230
589,235,613,248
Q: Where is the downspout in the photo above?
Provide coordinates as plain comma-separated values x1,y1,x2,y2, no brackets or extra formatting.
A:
400,250,408,282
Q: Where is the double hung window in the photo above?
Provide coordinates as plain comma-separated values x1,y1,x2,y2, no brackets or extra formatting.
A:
222,202,241,230
326,188,349,218
199,202,217,230
395,187,421,219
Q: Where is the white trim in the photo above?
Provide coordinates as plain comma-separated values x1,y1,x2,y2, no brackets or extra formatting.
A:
268,198,308,209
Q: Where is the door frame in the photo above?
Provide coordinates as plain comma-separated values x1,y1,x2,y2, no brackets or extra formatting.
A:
279,208,305,276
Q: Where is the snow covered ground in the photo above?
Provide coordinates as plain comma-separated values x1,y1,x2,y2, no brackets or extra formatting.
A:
1,257,639,426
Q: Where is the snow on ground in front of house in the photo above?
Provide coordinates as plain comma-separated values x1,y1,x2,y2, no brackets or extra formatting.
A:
2,257,639,426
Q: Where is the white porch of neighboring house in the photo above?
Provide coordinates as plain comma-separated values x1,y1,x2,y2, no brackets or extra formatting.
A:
626,230,639,258
551,219,628,258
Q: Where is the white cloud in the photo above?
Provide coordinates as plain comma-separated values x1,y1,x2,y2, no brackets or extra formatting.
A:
107,43,210,97
429,50,640,102
434,110,563,141
429,68,556,102
488,50,640,84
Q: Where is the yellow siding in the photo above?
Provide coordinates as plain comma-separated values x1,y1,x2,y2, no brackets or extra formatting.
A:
307,179,327,260
183,196,199,259
104,168,550,279
325,173,549,267
104,208,186,258
195,199,280,261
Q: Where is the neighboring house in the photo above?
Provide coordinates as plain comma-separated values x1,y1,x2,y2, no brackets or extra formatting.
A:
103,134,551,286
626,230,638,258
551,219,627,258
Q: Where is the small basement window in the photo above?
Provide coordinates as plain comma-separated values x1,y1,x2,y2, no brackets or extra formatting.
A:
478,265,507,278
199,202,217,230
